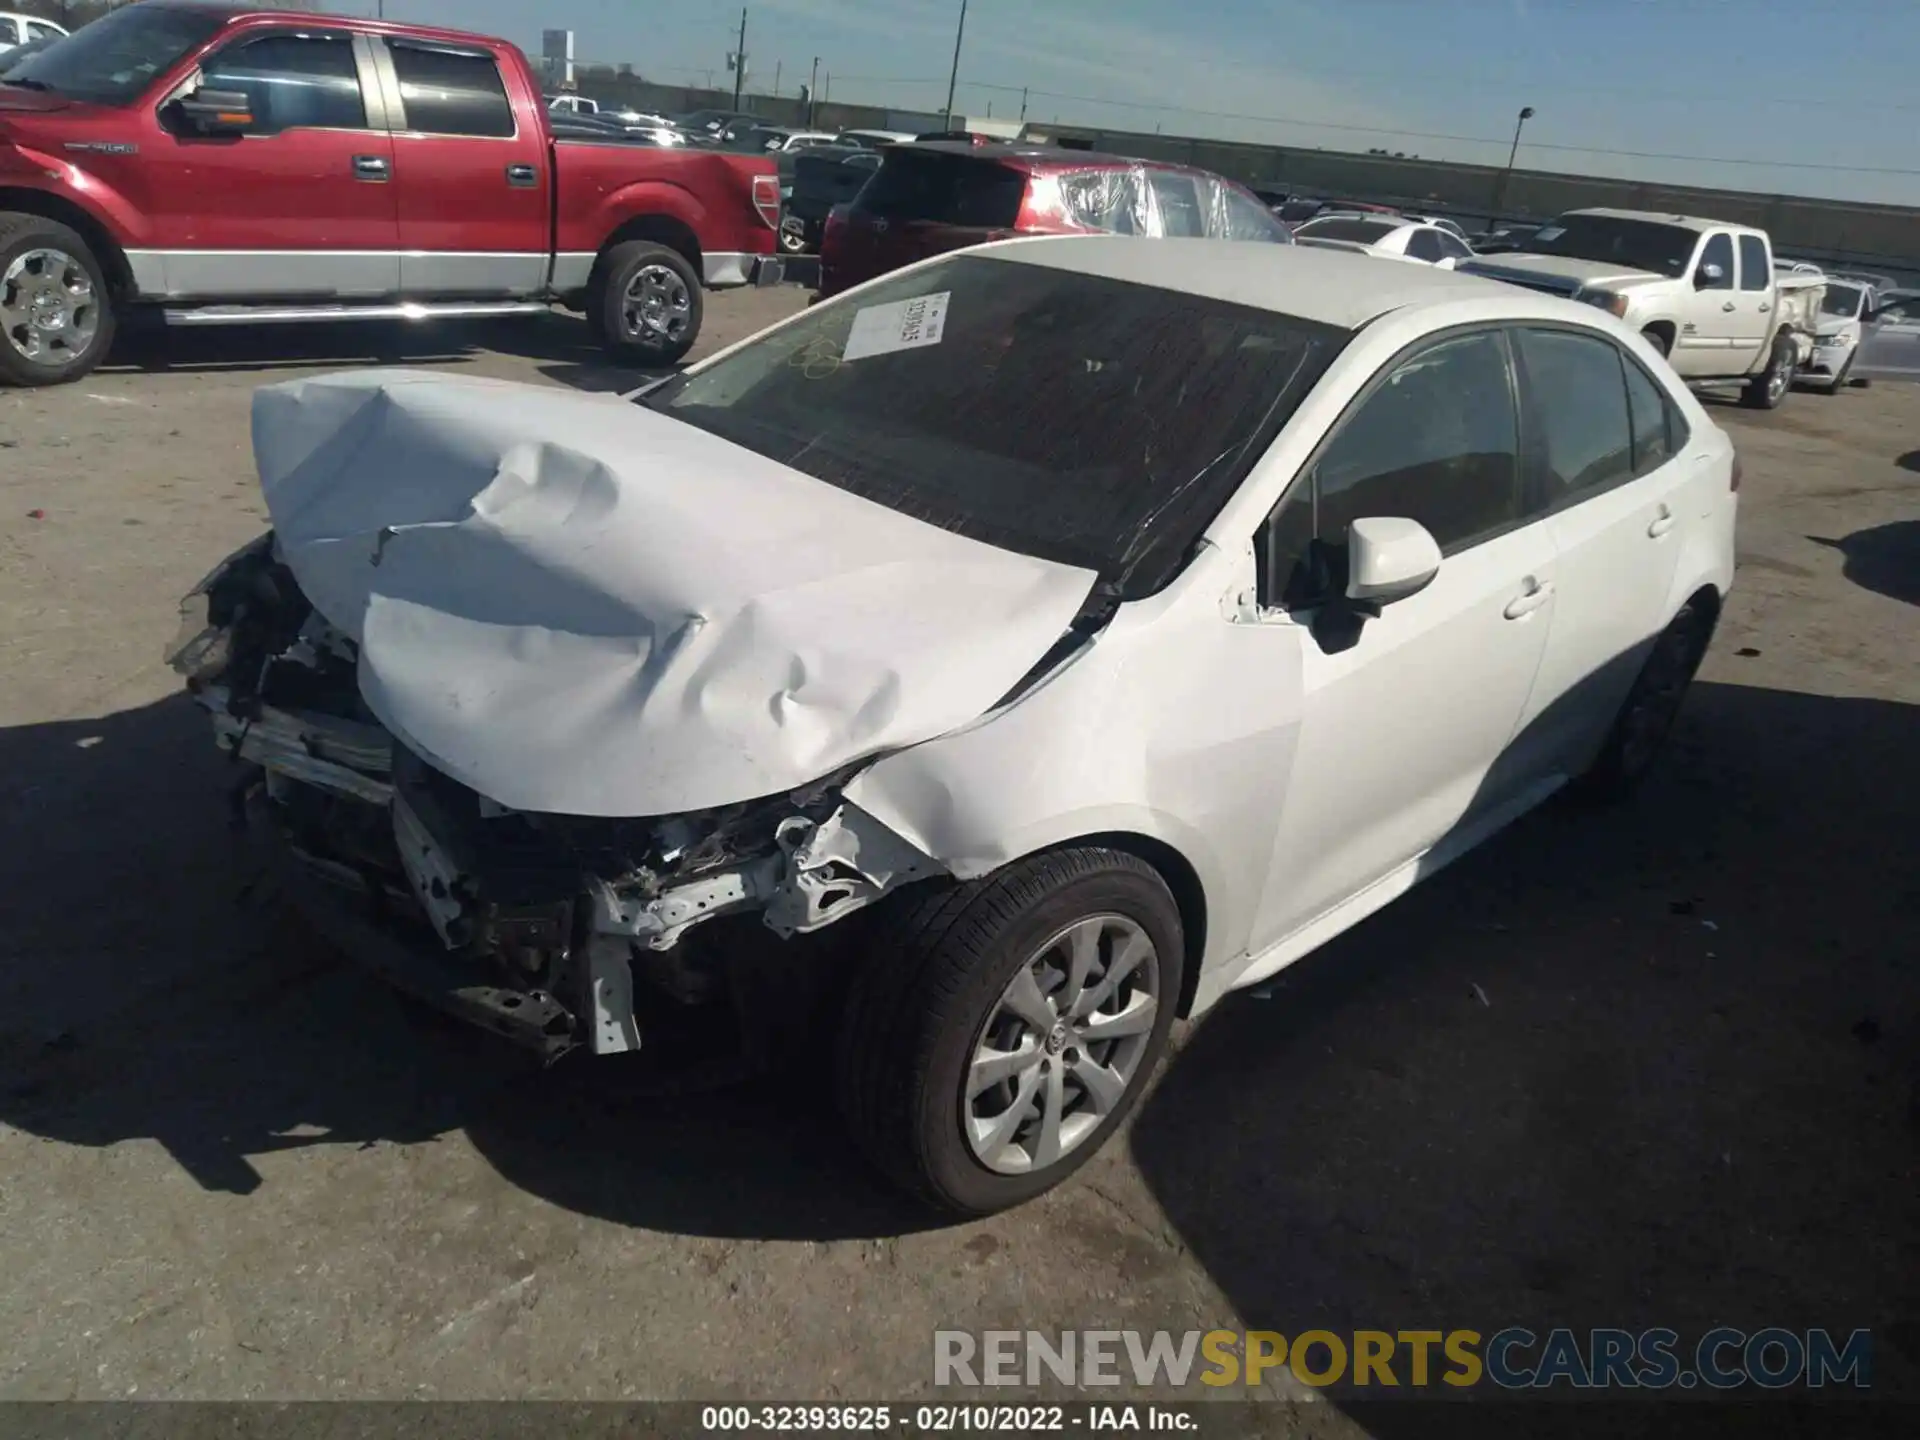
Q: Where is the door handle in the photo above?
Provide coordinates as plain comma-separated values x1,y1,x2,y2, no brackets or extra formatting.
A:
352,154,390,181
1503,579,1553,620
1759,303,1772,314
1721,301,1737,312
1648,504,1677,538
506,163,539,188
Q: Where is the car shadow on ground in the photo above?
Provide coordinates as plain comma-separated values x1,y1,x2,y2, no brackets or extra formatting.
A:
95,311,657,392
1128,678,1920,1429
1807,521,1920,605
1895,449,1919,474
0,691,933,1242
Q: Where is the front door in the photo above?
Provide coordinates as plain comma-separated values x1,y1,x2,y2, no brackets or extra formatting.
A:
377,37,550,297
146,26,399,299
1251,327,1557,952
1505,326,1688,777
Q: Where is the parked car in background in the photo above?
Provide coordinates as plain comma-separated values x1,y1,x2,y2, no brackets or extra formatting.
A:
1293,213,1476,268
1857,288,1920,381
0,2,783,383
732,125,841,155
818,142,1291,298
176,239,1736,1214
781,144,882,253
0,10,64,58
1273,197,1398,231
1798,279,1876,392
1402,213,1471,241
837,127,915,147
1471,221,1543,254
1462,209,1824,409
675,107,760,141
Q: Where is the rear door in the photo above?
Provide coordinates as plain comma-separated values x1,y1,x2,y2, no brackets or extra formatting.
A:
143,24,398,299
1731,232,1776,368
375,37,549,297
833,149,1026,288
1506,326,1688,778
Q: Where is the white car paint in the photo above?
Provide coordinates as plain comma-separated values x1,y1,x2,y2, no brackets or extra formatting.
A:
1800,279,1872,390
1858,289,1920,381
1462,208,1823,389
1292,215,1477,269
238,240,1737,1027
0,11,64,54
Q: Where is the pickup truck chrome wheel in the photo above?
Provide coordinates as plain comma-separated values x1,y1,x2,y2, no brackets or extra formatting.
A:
965,914,1160,1175
1767,352,1791,403
622,263,693,344
1,247,98,368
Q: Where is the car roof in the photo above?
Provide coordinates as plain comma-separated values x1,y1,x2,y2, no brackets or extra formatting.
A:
141,1,510,48
982,235,1513,328
1564,207,1758,233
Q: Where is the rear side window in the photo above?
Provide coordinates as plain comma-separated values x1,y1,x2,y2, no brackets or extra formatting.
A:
1406,229,1444,263
854,151,1026,228
1220,187,1289,242
199,32,367,134
1738,234,1770,291
1623,355,1688,476
1057,170,1145,235
389,42,514,138
1515,328,1635,504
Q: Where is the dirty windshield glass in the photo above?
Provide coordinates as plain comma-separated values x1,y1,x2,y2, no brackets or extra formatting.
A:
1820,284,1864,318
642,255,1347,596
0,4,223,104
1518,215,1699,278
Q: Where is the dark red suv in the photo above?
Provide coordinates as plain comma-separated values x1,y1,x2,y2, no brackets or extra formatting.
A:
817,142,1290,298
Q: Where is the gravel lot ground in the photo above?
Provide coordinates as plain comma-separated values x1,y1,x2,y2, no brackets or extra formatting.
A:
0,293,1914,1431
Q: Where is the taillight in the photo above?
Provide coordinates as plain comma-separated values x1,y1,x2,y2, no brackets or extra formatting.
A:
750,173,780,230
1730,452,1742,492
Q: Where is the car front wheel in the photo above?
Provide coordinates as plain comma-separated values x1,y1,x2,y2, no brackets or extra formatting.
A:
836,848,1184,1215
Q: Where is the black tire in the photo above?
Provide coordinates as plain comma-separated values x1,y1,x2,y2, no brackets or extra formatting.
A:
0,211,116,386
1740,333,1795,410
1572,599,1714,802
1639,326,1672,359
836,848,1184,1216
587,240,702,367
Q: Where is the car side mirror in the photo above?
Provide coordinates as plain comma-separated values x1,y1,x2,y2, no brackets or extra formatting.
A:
1346,516,1442,607
1694,262,1725,289
175,87,253,133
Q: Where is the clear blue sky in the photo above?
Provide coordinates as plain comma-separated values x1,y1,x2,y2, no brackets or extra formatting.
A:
354,0,1920,207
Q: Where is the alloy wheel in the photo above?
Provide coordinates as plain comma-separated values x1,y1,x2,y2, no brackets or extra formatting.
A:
621,262,692,343
1,248,99,368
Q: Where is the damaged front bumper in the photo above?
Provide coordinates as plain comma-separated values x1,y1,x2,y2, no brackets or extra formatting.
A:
173,535,944,1063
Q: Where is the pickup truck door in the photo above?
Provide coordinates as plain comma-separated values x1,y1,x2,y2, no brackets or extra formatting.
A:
1671,230,1738,375
1729,233,1777,369
372,37,551,297
141,27,400,299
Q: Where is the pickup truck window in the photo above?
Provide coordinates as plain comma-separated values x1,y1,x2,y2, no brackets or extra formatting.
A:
1697,233,1734,290
0,3,222,105
388,41,514,138
1737,235,1770,291
1519,215,1698,279
1516,328,1634,504
199,32,367,135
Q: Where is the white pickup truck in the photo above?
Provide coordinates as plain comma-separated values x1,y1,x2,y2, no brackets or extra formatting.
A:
1463,208,1824,409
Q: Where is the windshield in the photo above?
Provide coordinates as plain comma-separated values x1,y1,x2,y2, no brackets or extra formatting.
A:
1,4,223,105
1296,216,1399,244
641,256,1347,596
1518,215,1699,278
1820,284,1864,319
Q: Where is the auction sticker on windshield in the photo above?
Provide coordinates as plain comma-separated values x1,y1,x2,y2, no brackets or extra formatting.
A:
842,292,950,362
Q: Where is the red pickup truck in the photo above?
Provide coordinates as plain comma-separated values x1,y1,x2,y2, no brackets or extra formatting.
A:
0,3,782,386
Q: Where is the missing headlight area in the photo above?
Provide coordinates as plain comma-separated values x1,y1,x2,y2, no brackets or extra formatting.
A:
170,533,946,1065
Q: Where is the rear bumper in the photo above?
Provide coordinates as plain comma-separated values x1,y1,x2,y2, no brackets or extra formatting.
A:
704,251,786,288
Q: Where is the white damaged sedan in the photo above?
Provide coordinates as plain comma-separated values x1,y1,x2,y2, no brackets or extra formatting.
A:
173,239,1738,1214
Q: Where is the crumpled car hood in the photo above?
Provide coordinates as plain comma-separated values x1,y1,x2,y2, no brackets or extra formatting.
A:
251,369,1098,817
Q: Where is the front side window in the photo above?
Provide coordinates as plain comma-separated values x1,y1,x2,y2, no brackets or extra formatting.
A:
643,255,1348,596
389,42,513,137
1515,328,1634,505
1737,234,1771,291
1697,233,1734,290
1264,329,1522,606
197,32,366,135
1,3,223,105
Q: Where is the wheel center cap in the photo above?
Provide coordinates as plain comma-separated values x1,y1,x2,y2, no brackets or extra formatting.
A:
1045,1022,1069,1055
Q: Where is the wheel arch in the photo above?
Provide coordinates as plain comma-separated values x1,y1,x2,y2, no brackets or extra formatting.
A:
1066,831,1210,1020
0,188,136,297
1640,319,1677,352
595,212,704,278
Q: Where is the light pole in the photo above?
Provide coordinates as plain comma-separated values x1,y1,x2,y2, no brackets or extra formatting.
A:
942,0,969,129
1494,105,1534,220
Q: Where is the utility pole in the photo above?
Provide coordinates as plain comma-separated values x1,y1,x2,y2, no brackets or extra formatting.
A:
942,0,969,128
807,56,819,126
1019,87,1027,122
731,7,748,109
1493,104,1534,219
773,61,781,97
